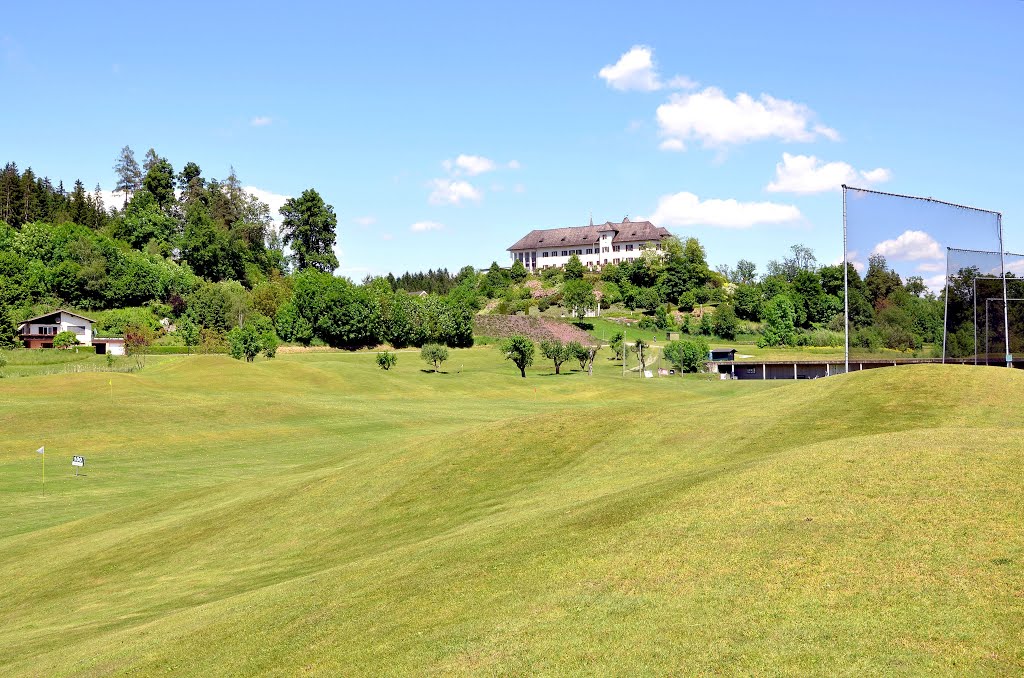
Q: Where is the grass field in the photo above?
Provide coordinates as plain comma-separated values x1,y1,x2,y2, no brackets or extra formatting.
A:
1,348,1021,675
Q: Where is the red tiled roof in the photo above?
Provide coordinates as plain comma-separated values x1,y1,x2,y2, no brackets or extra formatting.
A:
507,219,670,251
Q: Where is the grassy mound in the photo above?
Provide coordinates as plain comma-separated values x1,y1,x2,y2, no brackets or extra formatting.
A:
0,352,1020,675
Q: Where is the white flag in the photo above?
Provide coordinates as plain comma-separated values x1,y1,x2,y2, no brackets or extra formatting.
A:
36,446,44,454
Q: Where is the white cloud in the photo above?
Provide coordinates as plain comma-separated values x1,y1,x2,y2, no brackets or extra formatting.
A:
243,186,292,224
444,154,497,176
381,233,394,241
507,159,521,170
598,45,696,93
428,178,481,205
766,153,892,194
599,45,662,92
353,216,376,227
649,191,801,229
871,230,943,261
861,168,892,183
656,87,838,150
250,116,272,127
411,221,444,232
917,261,945,273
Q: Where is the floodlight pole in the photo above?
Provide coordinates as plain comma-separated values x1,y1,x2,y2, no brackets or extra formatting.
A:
998,213,1011,368
942,248,950,364
973,277,978,366
842,185,849,374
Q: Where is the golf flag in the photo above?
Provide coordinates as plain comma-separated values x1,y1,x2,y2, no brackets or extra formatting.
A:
36,446,44,454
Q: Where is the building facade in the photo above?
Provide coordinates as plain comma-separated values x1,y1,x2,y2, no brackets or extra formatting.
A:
507,218,671,272
17,310,126,355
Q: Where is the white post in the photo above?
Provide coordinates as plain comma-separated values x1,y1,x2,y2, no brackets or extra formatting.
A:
999,213,1012,367
973,277,978,366
842,186,849,375
942,248,951,364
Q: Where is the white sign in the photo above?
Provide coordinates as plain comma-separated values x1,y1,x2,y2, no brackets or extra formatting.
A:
72,455,85,467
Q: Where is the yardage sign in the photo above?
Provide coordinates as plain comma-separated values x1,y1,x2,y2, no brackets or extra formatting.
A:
71,455,85,467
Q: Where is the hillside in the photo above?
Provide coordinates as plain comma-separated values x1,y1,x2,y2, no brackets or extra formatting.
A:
0,354,1021,675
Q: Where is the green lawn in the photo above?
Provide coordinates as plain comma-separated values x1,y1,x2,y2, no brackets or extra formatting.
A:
0,348,1021,675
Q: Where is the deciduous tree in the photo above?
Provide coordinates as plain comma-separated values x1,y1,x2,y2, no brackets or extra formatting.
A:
540,339,571,374
500,334,534,378
562,278,596,320
663,337,710,373
420,343,448,372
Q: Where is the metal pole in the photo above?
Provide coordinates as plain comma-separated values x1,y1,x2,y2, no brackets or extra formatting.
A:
942,248,950,364
973,277,978,365
986,299,990,366
999,213,1012,367
842,185,849,374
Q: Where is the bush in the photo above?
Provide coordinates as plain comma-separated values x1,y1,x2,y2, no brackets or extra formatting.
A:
758,295,797,347
663,337,710,373
609,330,625,359
541,267,562,284
420,343,448,372
376,351,398,370
698,313,714,336
53,330,79,350
711,303,738,340
655,305,673,330
227,315,277,362
199,328,229,354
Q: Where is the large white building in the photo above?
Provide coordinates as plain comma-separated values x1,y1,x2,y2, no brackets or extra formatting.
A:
507,218,671,272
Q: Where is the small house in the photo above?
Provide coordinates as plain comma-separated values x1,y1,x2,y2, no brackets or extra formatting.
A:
17,309,126,355
708,348,737,361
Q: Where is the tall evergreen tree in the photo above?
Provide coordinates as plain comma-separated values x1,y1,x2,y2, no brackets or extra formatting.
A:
280,188,339,273
113,146,143,206
69,179,89,225
143,155,175,210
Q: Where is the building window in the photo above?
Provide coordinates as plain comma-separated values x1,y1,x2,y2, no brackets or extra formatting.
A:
613,245,621,252
585,248,593,254
601,247,609,253
561,250,568,256
613,258,620,264
625,244,634,251
542,252,549,257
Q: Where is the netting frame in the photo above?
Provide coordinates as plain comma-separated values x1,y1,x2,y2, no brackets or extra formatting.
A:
943,248,1017,366
842,185,1009,370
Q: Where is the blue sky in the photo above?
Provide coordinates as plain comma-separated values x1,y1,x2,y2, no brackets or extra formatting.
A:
2,1,1023,281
